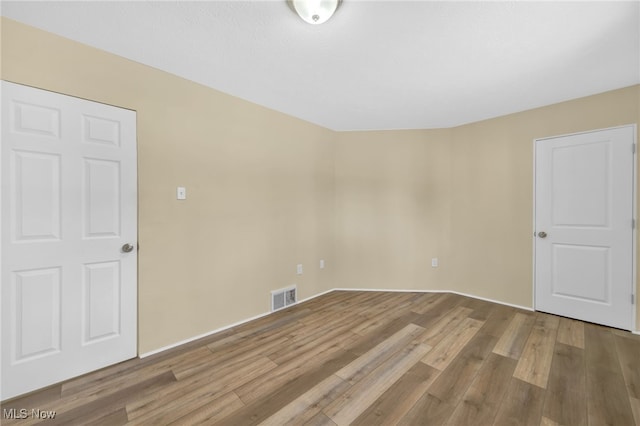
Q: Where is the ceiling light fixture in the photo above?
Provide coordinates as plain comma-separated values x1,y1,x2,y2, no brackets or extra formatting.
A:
291,0,341,25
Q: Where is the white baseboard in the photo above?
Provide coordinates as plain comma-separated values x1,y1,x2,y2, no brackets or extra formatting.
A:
448,290,534,312
297,288,335,304
331,287,534,312
139,288,335,358
139,310,270,358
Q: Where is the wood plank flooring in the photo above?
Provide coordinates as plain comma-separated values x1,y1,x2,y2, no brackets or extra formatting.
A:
2,291,639,425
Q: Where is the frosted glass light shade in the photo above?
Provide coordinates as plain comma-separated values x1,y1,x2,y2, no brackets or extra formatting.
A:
292,0,340,25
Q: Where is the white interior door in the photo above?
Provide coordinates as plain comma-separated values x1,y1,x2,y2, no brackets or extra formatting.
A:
1,81,137,400
534,125,635,330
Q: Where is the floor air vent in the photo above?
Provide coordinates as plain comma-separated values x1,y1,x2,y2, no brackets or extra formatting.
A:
271,286,297,311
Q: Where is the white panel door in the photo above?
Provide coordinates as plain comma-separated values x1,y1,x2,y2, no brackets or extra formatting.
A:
1,81,137,400
534,126,635,330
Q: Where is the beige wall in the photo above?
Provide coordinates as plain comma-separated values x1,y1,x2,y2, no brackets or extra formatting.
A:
2,17,639,355
449,87,640,323
335,86,640,329
1,18,336,353
333,129,453,291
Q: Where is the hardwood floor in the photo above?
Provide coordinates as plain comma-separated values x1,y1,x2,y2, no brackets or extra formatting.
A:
2,291,639,425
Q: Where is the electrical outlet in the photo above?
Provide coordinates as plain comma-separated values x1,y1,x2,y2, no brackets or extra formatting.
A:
431,258,438,267
296,264,303,275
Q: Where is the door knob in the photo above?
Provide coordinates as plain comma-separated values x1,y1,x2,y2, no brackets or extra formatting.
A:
537,231,547,238
121,243,135,253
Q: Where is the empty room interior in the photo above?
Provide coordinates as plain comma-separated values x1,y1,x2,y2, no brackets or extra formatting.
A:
1,1,640,425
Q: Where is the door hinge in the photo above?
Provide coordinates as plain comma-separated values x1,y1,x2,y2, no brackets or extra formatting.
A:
633,294,635,305
633,219,636,229
633,144,636,154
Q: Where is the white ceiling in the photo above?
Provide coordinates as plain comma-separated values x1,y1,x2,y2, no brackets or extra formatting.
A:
2,1,639,131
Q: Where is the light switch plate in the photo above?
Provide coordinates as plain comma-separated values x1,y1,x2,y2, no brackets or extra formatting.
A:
177,186,186,200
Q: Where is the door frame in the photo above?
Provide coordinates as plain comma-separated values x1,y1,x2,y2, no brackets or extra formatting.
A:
532,124,637,332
